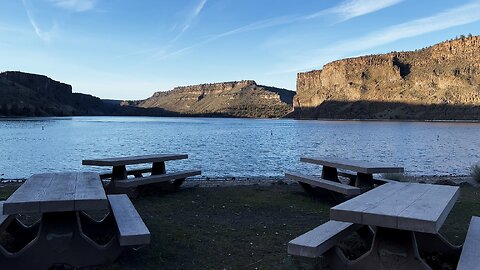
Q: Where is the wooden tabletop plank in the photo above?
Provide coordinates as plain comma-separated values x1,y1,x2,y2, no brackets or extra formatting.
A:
330,182,405,224
360,184,433,229
75,172,108,211
330,182,459,233
3,173,52,214
82,154,188,166
4,172,107,215
300,156,404,174
397,184,459,233
39,172,76,213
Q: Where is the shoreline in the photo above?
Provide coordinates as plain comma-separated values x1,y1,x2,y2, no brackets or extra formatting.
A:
2,175,476,188
2,115,480,123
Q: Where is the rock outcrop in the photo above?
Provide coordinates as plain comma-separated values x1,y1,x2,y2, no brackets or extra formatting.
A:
138,80,295,118
291,36,480,120
0,71,110,116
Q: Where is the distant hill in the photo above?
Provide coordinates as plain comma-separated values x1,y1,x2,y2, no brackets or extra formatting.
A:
290,35,480,120
0,71,111,116
137,80,295,118
0,72,294,118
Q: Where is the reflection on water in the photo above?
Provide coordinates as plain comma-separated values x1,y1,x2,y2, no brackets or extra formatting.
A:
0,117,479,179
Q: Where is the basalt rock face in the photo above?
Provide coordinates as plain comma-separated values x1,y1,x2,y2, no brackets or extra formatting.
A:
291,36,480,120
138,80,295,118
0,71,110,116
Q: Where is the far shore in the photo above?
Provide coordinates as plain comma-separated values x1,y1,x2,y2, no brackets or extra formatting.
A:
3,115,480,123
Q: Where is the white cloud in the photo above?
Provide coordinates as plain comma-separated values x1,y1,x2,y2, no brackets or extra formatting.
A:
48,0,97,12
278,0,480,73
177,0,207,35
126,0,401,61
322,0,404,22
22,0,58,42
168,0,402,55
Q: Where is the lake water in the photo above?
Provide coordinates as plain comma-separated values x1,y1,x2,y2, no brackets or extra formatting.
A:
0,117,479,179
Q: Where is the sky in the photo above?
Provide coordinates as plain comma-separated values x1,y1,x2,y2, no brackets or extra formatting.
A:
1,0,480,100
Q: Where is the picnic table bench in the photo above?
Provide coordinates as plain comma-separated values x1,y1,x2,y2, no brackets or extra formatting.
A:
0,172,150,269
286,156,404,198
289,182,463,270
457,216,480,270
82,154,201,197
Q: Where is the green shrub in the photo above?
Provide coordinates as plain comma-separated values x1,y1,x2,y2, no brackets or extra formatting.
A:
471,163,480,183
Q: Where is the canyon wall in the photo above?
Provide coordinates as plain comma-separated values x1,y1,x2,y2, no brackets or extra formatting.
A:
138,80,295,118
0,71,109,116
292,36,480,120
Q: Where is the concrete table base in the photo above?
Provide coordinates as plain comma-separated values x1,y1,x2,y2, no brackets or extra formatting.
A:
0,211,123,269
325,227,432,270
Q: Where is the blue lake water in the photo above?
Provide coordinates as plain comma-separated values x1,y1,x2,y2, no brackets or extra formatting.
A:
0,116,479,179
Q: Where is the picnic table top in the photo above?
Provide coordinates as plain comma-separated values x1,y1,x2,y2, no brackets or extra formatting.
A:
3,172,108,215
300,156,404,174
330,182,459,234
82,154,188,166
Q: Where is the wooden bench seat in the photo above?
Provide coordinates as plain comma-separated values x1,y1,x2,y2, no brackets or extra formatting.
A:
108,194,150,246
288,220,360,258
457,216,480,270
285,172,361,196
115,170,202,188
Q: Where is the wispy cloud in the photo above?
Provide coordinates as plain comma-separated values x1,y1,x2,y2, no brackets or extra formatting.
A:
157,0,402,59
47,0,97,12
172,0,207,39
124,0,400,61
151,0,207,59
22,0,58,42
212,0,403,39
185,0,207,31
320,0,404,22
278,0,480,73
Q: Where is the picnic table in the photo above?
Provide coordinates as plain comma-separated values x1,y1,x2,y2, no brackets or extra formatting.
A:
286,156,404,198
82,154,201,197
289,182,462,269
0,172,150,269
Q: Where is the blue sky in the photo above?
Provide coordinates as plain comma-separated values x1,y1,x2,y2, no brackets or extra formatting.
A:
1,0,479,100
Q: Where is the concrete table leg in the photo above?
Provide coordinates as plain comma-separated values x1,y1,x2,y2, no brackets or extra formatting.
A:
151,161,172,191
322,166,340,182
320,166,348,202
0,211,123,269
151,161,186,191
325,227,432,270
111,165,127,180
106,165,139,197
355,173,374,192
415,232,462,259
152,162,166,175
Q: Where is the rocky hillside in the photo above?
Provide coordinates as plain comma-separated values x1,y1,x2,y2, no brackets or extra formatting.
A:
291,36,480,120
138,80,295,118
0,71,110,116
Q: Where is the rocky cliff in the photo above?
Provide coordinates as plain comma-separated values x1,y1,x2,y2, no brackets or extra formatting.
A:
291,36,480,120
0,71,112,116
138,80,295,118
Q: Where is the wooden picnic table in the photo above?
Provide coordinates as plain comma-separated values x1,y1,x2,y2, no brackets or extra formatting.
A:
301,156,404,189
0,172,149,269
82,154,201,196
328,182,460,269
286,156,404,200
